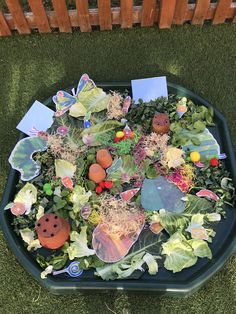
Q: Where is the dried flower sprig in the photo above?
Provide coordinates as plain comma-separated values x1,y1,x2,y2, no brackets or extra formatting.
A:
107,92,125,120
47,134,82,164
133,133,169,166
98,196,144,237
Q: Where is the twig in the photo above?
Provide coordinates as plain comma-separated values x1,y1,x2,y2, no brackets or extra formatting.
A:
32,286,41,303
105,302,117,314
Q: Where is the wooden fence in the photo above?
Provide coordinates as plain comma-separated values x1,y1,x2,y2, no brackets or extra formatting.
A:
0,0,235,37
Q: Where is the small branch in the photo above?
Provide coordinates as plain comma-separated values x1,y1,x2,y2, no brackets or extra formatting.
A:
105,302,117,314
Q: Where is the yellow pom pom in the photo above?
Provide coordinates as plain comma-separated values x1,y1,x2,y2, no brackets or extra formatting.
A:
190,151,201,163
116,131,125,138
88,210,101,225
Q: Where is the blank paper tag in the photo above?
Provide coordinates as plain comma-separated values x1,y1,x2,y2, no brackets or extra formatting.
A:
131,76,168,104
17,100,55,136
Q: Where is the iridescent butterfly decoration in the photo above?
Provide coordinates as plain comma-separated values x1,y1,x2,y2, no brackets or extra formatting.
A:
53,74,95,117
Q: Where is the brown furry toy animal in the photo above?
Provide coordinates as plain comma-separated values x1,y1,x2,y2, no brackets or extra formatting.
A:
152,113,170,134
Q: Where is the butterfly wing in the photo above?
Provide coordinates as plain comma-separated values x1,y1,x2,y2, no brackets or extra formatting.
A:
53,91,77,116
76,73,96,95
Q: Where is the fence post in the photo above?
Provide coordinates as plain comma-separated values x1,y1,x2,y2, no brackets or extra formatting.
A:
0,10,11,36
75,0,91,32
5,0,30,34
173,0,188,25
120,0,133,28
28,0,51,33
97,0,112,30
141,0,156,27
192,0,211,25
213,0,232,25
159,0,177,29
51,0,72,33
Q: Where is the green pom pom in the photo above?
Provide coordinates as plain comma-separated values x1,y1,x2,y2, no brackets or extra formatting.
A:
46,189,53,196
43,183,53,195
43,183,51,191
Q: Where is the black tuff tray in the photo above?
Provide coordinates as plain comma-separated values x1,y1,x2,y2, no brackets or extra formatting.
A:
1,82,236,297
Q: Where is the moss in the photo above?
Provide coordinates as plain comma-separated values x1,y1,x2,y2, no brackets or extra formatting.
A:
0,24,236,312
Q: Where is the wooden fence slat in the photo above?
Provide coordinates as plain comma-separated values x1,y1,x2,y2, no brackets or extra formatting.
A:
28,0,51,33
120,0,133,28
51,0,72,32
97,0,112,30
213,0,232,24
173,0,188,25
192,0,211,25
75,0,91,32
1,2,236,36
159,0,177,29
5,0,30,34
0,10,11,36
141,0,156,27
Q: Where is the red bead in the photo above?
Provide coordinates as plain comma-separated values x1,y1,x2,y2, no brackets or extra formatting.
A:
98,181,105,188
104,181,113,189
96,186,103,194
210,158,219,167
113,137,120,143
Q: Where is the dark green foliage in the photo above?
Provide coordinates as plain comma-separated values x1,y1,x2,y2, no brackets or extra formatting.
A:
127,95,214,147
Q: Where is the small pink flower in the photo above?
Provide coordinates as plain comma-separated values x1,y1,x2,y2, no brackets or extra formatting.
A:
82,134,94,146
57,126,69,136
121,172,130,183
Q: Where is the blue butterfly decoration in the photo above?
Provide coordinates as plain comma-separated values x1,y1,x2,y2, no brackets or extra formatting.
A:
53,74,95,117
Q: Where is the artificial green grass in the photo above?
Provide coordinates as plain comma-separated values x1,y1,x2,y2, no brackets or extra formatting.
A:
0,24,236,313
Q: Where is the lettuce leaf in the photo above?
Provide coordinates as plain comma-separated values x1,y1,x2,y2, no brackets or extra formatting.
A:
55,159,76,178
143,253,159,275
14,183,37,214
40,265,53,279
162,231,212,273
69,185,92,213
19,228,42,251
162,232,197,273
66,226,95,260
109,252,146,280
189,239,212,259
